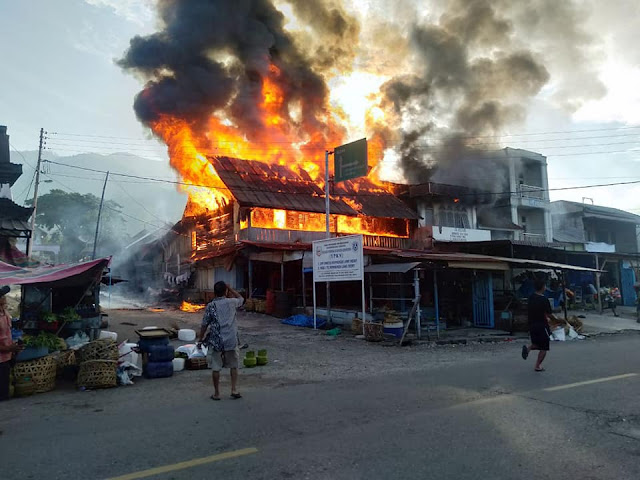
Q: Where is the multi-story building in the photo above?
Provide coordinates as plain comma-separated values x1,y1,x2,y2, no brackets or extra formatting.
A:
492,148,553,243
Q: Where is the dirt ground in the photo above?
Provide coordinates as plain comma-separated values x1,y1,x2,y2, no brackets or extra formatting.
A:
103,307,527,388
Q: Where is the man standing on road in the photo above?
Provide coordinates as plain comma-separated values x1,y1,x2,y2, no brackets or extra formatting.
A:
522,278,557,372
1,286,23,401
198,281,245,400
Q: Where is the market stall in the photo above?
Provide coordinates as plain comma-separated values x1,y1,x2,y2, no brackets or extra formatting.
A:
0,257,113,395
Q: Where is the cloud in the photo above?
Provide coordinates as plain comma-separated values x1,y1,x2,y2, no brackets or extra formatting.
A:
84,0,155,26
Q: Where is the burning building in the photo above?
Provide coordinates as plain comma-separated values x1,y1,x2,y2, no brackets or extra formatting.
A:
152,155,419,307
119,1,607,327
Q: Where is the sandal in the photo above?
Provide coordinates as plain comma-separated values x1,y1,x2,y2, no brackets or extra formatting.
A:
230,393,242,399
521,345,529,360
534,367,545,372
210,395,221,401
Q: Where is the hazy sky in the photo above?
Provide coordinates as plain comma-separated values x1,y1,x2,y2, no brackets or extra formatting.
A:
1,0,639,216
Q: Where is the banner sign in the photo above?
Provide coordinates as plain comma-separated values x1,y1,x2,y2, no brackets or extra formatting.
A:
312,235,363,283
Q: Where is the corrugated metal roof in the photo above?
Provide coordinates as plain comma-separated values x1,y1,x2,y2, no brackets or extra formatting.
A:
210,157,419,219
365,262,421,273
394,251,600,272
212,157,356,215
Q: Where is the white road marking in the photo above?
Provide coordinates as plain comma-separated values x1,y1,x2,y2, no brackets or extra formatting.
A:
543,373,638,392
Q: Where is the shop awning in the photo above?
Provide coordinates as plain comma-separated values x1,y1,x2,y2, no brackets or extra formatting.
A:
393,251,600,272
0,257,111,286
365,262,421,273
447,261,510,271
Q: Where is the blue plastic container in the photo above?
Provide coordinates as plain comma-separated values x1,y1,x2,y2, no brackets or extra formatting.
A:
383,323,404,339
138,336,170,352
146,344,175,362
144,361,174,379
16,346,49,362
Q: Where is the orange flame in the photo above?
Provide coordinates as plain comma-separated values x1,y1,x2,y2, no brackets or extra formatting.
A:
248,208,408,238
149,62,403,237
180,301,205,312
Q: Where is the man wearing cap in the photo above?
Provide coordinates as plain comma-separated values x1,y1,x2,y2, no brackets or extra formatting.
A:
1,286,23,400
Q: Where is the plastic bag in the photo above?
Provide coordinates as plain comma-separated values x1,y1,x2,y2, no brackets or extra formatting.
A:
117,362,143,385
550,327,565,341
176,344,208,358
66,331,90,349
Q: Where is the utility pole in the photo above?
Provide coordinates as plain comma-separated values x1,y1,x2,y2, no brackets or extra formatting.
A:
92,171,110,260
325,149,334,326
27,128,45,258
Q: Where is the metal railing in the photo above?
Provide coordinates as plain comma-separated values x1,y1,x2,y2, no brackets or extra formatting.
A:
238,227,411,249
520,232,546,243
518,184,545,200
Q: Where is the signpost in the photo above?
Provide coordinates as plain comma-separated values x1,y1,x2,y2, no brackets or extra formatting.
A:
334,138,368,183
312,234,366,332
323,138,367,325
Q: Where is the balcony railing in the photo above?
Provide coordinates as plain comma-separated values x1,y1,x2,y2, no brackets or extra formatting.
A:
518,184,545,200
520,232,546,243
238,227,412,249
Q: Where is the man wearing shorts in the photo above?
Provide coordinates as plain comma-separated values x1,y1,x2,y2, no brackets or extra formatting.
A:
522,278,557,372
198,281,245,400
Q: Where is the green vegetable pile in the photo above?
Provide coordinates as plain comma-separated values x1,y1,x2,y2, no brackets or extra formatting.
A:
58,307,81,323
22,332,63,352
40,311,57,323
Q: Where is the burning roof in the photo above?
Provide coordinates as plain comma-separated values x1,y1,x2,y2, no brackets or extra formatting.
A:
211,156,418,220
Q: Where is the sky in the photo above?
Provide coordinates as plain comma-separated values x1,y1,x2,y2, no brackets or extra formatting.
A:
1,0,640,218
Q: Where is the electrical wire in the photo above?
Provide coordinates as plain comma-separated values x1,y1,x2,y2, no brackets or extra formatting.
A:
42,158,640,198
48,124,640,141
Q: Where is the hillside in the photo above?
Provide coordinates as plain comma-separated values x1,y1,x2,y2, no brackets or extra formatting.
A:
10,151,187,236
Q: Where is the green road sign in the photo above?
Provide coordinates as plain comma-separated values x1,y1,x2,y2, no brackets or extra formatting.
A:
334,138,367,182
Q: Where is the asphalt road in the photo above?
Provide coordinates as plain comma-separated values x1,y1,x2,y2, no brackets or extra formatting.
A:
1,334,639,480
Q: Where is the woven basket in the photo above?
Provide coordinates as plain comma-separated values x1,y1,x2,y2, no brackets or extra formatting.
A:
77,360,117,389
13,355,57,394
52,350,76,376
186,357,208,370
256,300,267,313
364,322,384,342
244,298,255,312
351,317,363,335
76,339,118,363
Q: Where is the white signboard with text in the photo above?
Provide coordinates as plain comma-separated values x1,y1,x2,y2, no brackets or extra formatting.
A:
312,235,363,283
432,226,491,243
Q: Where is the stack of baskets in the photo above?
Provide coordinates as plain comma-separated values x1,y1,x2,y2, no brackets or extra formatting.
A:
76,339,118,389
13,355,57,395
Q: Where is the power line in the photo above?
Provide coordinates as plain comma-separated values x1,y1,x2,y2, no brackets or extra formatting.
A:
48,124,640,142
42,158,640,198
9,142,37,170
48,131,640,150
39,172,190,239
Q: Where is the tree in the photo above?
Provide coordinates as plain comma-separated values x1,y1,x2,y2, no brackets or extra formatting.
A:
27,189,126,262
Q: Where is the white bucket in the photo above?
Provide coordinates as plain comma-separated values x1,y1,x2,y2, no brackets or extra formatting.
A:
178,329,196,342
172,357,185,372
99,330,118,341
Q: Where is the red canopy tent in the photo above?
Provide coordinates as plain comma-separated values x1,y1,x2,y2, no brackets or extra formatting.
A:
0,258,111,286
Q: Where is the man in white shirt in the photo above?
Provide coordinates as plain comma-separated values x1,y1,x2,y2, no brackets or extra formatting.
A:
198,281,245,400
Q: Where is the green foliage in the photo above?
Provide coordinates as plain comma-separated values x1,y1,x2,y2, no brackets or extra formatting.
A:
22,332,61,351
40,311,57,323
27,189,126,261
58,307,81,323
